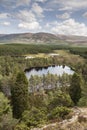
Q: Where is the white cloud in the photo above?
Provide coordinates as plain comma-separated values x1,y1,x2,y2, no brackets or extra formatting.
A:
63,0,87,10
0,21,10,26
35,0,47,3
16,8,42,31
16,10,36,22
44,8,53,11
32,3,44,17
0,13,9,19
18,21,41,30
56,12,70,19
0,0,31,8
46,0,87,11
16,0,31,6
45,23,50,28
51,19,87,36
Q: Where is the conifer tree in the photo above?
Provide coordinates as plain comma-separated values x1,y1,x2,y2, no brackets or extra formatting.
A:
69,73,82,105
11,71,28,119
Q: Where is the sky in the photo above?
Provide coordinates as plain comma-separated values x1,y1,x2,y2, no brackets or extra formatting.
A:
1,0,87,36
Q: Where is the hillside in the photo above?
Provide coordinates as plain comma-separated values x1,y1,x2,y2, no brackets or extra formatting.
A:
0,32,87,46
0,32,64,44
31,107,87,130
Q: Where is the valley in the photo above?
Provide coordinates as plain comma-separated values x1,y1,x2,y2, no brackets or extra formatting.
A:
0,42,87,130
1,0,87,129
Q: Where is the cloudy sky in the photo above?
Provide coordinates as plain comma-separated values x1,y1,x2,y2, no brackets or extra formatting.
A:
1,0,87,36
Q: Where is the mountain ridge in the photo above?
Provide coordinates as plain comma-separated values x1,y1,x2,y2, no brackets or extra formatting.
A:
0,32,87,46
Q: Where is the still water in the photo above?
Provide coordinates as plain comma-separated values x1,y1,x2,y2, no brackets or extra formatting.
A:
25,65,74,79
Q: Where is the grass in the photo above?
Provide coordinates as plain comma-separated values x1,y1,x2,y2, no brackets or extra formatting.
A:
24,50,85,67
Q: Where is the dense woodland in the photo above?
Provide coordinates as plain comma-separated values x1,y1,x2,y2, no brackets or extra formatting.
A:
0,44,87,130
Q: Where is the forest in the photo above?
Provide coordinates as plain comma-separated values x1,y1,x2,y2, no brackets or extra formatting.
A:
0,44,87,130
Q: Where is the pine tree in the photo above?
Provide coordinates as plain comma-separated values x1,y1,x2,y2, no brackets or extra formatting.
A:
11,71,28,119
69,73,82,105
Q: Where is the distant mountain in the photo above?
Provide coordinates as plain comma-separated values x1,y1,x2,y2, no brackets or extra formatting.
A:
56,34,87,45
0,32,87,46
0,32,64,44
0,34,7,37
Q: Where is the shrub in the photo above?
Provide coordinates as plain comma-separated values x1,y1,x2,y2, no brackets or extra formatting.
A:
22,107,47,128
15,123,30,130
48,106,71,120
78,97,87,106
48,90,73,111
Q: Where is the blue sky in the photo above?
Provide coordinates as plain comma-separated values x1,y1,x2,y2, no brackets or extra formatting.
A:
0,0,87,36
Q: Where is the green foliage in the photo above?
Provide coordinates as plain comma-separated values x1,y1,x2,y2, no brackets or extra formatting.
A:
48,106,71,120
11,71,29,119
69,73,82,105
0,44,69,56
14,123,30,130
48,90,73,111
0,44,87,60
29,93,48,109
22,107,47,127
70,47,87,59
78,97,87,106
0,44,87,128
78,83,87,106
0,76,11,97
0,92,11,116
28,73,71,93
0,92,17,130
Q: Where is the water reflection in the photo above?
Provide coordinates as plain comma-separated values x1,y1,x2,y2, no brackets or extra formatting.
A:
26,65,74,79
